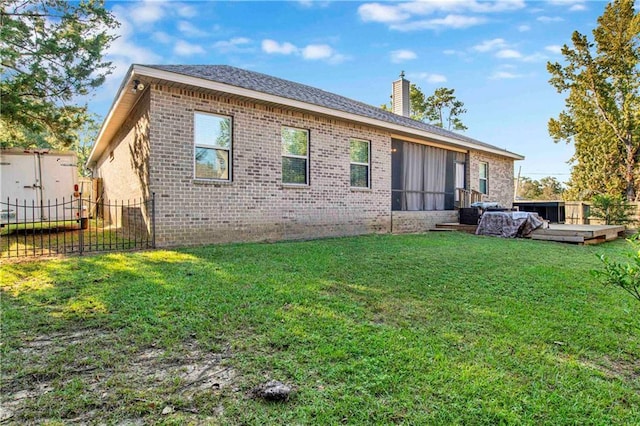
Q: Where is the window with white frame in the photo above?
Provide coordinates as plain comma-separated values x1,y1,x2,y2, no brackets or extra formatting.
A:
194,112,232,180
281,126,309,185
479,162,488,194
350,139,370,188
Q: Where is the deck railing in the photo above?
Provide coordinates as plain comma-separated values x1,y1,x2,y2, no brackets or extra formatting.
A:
456,188,483,208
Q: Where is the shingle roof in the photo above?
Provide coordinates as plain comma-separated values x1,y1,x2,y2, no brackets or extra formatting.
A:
145,64,520,157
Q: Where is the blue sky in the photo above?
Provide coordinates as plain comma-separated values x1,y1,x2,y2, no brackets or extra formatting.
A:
95,0,615,183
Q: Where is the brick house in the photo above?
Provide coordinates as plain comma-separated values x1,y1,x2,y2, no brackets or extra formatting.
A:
87,65,523,247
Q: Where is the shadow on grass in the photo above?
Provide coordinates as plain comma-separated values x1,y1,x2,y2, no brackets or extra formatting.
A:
1,233,639,424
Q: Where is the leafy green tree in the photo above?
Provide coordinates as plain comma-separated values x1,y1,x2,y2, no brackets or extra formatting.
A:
590,194,635,225
408,84,427,121
593,233,640,305
74,116,101,177
382,84,468,131
539,176,564,200
1,0,118,149
517,177,542,199
424,87,468,131
547,0,640,201
516,176,564,200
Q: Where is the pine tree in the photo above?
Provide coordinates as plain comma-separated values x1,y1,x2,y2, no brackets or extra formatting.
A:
1,0,118,149
548,0,640,200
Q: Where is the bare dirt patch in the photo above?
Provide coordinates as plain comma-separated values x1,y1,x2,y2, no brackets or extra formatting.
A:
578,355,640,386
1,328,238,424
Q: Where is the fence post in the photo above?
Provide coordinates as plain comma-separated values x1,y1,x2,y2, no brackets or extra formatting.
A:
151,192,156,248
78,192,84,255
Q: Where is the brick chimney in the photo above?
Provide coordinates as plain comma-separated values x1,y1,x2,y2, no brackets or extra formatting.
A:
392,71,410,117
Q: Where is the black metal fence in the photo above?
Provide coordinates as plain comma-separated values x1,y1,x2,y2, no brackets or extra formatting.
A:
1,193,155,259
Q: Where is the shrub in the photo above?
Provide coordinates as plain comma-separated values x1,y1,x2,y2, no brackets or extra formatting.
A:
589,194,635,225
593,233,640,304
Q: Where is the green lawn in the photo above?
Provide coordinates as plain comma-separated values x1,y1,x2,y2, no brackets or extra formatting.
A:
1,232,639,424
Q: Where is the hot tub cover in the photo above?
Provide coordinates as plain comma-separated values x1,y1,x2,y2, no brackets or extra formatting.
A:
476,211,543,238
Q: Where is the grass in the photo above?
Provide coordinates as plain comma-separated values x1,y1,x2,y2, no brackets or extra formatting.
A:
1,232,639,424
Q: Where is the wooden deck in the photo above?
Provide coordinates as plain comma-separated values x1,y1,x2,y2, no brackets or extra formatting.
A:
434,222,478,233
530,224,625,244
435,222,626,244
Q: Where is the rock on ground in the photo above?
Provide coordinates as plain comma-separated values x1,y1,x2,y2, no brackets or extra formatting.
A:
251,380,293,402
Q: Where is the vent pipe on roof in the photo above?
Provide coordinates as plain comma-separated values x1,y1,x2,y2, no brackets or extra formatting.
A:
392,71,410,118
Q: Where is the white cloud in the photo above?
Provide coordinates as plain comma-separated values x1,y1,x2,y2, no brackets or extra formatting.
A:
490,71,523,79
261,39,347,64
537,16,565,23
546,0,586,9
412,72,448,84
518,24,531,32
302,44,334,60
126,1,166,25
153,31,172,44
398,0,524,15
390,14,486,31
106,27,160,64
297,0,331,8
391,49,418,63
327,53,349,65
174,40,205,56
262,39,298,55
302,44,348,64
102,12,161,90
443,49,458,55
495,49,522,59
177,21,208,38
177,4,198,17
472,39,550,63
473,38,508,52
545,45,562,54
427,74,447,84
358,3,410,23
358,1,524,31
522,52,548,62
213,37,252,52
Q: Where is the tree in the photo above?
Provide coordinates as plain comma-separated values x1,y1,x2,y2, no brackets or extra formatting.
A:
589,194,635,225
539,176,564,200
424,87,468,131
75,115,101,177
516,177,542,199
547,0,640,201
382,84,468,131
1,0,118,149
516,176,564,200
593,233,640,306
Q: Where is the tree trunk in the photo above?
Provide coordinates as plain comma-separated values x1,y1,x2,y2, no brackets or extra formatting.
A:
625,140,637,201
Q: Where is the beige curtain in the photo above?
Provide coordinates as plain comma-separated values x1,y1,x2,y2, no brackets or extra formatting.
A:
403,142,424,210
423,146,446,210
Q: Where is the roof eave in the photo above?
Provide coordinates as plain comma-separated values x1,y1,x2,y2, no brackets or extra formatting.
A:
89,65,524,165
86,65,137,168
135,65,523,160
